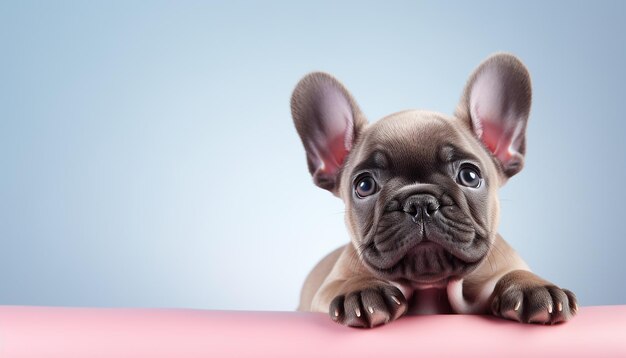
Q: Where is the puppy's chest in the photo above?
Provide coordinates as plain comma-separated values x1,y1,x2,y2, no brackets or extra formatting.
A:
405,288,453,315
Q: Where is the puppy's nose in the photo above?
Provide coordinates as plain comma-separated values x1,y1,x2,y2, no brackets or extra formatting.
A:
403,194,440,222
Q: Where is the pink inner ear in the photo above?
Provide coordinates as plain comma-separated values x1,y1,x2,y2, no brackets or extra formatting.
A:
469,68,524,169
473,104,515,163
312,132,349,176
308,88,354,177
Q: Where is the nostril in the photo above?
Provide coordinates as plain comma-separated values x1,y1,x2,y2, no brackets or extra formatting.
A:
426,203,439,216
404,203,418,216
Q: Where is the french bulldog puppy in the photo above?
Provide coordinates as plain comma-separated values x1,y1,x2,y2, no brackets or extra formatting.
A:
291,54,577,328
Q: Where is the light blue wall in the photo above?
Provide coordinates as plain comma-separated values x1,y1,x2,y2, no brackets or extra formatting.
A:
1,1,624,310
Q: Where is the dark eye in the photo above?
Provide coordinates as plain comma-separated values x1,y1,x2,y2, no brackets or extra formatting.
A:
355,176,377,197
457,166,481,188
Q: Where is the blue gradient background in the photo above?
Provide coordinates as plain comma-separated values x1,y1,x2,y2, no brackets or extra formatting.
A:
1,1,624,310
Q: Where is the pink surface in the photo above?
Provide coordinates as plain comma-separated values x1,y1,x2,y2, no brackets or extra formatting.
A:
1,305,625,357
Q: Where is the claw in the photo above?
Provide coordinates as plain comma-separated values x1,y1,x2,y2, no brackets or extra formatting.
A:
355,307,361,317
514,301,521,311
334,308,340,317
548,304,553,314
368,306,374,314
557,302,563,312
391,296,401,305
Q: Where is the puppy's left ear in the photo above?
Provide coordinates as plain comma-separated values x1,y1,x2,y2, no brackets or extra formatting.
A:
455,53,532,178
291,72,368,194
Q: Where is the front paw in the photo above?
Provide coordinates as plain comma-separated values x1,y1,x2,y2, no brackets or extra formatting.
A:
329,285,408,328
491,270,578,324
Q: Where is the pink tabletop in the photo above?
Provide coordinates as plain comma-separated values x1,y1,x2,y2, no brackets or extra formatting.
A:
1,305,625,357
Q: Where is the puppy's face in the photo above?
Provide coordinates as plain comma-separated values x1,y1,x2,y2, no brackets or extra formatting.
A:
292,54,531,286
339,112,500,286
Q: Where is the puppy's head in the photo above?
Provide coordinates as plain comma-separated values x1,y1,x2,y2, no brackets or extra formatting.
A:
291,54,531,287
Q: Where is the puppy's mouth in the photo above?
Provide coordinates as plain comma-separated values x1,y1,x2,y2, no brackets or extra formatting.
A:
364,240,471,285
360,209,489,283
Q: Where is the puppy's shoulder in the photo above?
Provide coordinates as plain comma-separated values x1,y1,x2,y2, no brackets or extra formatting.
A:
298,245,347,310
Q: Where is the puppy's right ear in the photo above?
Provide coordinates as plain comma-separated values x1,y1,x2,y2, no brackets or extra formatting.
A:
291,72,368,194
455,54,532,179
